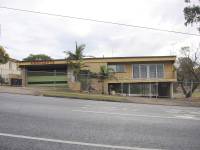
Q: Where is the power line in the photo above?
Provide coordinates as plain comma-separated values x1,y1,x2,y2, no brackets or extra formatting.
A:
0,6,200,37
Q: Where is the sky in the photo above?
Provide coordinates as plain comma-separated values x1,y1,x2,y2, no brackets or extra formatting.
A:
0,0,199,60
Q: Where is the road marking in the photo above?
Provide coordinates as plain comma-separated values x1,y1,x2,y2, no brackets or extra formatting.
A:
175,115,196,119
0,132,163,150
72,110,200,120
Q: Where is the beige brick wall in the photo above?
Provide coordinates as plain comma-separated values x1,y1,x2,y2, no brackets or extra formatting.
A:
68,81,81,91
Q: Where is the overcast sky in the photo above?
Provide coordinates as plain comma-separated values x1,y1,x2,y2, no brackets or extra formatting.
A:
0,0,199,60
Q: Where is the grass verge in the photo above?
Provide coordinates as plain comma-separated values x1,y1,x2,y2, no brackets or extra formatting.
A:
43,91,128,102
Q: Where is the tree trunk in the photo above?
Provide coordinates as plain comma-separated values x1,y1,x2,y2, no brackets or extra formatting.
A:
180,82,200,98
180,82,188,97
185,92,191,98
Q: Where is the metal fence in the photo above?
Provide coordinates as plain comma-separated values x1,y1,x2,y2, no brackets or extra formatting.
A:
173,81,200,99
1,69,199,99
23,71,200,98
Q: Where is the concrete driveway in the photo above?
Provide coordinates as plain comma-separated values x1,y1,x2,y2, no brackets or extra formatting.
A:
0,93,200,150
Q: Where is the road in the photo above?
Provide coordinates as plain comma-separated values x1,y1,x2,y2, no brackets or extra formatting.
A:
0,93,200,150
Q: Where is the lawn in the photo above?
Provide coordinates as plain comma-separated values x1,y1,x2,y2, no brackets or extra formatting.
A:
43,91,128,102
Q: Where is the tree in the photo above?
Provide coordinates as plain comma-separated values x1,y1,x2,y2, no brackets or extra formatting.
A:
64,42,86,81
23,54,52,61
98,65,114,94
177,47,200,98
0,45,9,64
184,0,200,32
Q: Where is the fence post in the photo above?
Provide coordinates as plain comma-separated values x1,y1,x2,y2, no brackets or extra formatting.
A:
54,70,56,89
121,83,123,95
156,82,158,99
149,83,152,99
87,72,89,92
128,83,130,96
170,82,174,99
190,81,193,100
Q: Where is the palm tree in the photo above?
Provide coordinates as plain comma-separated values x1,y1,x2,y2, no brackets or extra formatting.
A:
66,42,85,60
98,65,114,94
65,42,86,81
0,46,9,64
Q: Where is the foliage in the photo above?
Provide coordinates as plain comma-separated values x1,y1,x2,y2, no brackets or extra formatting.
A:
64,42,86,81
98,65,115,94
0,46,9,64
184,0,200,31
177,47,200,97
98,65,114,81
65,42,85,60
23,54,52,61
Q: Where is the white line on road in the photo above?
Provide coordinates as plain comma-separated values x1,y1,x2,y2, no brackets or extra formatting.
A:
0,132,163,150
72,110,200,120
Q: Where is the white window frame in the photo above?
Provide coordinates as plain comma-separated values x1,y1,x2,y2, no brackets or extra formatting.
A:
132,63,165,79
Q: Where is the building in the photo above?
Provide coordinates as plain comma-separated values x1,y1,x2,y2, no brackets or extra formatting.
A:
17,56,176,98
0,59,22,85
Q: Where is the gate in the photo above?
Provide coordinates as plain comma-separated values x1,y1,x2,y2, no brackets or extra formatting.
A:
27,71,68,87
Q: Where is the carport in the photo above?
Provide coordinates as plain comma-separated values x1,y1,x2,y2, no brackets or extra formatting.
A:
18,60,68,87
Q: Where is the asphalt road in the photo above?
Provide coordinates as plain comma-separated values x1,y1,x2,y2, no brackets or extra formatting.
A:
0,93,200,150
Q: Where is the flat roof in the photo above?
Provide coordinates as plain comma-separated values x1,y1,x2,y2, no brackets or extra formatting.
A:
18,55,176,67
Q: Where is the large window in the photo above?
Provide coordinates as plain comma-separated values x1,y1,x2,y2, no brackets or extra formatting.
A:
130,83,158,96
149,64,157,78
108,64,125,72
133,64,139,78
133,64,164,79
140,64,147,78
157,64,164,78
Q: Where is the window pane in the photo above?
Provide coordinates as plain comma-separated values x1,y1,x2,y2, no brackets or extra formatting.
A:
108,65,116,72
140,64,147,78
149,64,156,78
116,64,125,72
133,64,139,78
130,84,141,94
122,83,129,94
157,64,164,78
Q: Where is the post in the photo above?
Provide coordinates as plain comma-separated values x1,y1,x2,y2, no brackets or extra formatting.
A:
156,82,158,99
190,81,193,100
149,83,152,99
22,68,27,87
128,83,130,96
121,83,123,95
87,72,89,92
54,70,56,89
170,82,174,99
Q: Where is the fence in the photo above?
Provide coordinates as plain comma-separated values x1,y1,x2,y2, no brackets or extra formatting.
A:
1,70,198,99
0,68,21,85
25,71,199,98
173,81,200,99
